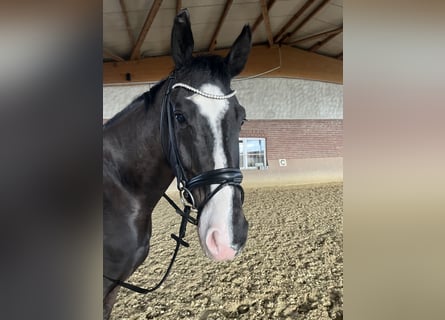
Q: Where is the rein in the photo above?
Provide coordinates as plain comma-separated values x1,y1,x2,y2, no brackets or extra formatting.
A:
104,72,244,294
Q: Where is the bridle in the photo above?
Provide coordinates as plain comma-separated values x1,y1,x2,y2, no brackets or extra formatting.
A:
104,72,244,294
161,74,244,215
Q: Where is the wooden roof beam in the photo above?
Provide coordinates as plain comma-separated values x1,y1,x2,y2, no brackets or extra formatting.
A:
251,0,277,34
103,48,125,62
208,0,234,52
280,0,331,44
336,51,343,60
130,0,163,60
119,0,135,50
273,0,316,43
104,45,343,85
260,0,274,46
308,30,341,52
287,26,342,46
176,0,182,14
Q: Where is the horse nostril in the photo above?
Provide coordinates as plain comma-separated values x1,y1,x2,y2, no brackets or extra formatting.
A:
205,229,237,261
230,242,245,254
207,230,218,254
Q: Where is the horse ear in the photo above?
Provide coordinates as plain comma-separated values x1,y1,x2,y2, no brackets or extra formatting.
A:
225,25,252,78
171,9,194,69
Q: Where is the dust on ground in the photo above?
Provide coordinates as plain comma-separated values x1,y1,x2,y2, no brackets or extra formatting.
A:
111,183,343,320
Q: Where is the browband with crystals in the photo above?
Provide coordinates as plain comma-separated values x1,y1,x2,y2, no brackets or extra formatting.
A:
172,83,236,100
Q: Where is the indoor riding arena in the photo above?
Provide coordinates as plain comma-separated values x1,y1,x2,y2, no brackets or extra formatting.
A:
103,1,343,319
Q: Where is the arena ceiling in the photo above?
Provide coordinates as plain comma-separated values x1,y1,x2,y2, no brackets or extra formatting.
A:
103,0,343,63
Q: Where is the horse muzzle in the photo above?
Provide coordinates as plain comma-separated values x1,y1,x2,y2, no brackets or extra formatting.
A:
197,184,248,261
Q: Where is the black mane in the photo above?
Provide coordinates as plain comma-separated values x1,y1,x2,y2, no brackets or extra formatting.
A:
103,80,166,129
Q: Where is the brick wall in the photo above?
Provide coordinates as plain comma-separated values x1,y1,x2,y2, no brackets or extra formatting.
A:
240,119,343,161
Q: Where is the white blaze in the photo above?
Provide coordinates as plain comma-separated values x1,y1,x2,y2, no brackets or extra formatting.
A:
187,83,234,254
188,84,229,168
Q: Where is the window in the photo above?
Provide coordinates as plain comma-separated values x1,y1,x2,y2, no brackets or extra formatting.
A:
239,138,267,169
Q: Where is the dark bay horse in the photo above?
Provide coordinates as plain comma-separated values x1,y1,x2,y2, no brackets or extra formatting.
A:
103,9,251,319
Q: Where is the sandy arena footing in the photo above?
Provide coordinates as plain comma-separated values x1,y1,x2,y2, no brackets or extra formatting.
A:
111,182,343,320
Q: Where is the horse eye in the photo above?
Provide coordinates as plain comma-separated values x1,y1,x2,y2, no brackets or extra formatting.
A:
241,118,247,126
175,113,186,124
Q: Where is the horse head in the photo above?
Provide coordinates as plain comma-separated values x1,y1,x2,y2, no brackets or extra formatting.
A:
165,9,251,261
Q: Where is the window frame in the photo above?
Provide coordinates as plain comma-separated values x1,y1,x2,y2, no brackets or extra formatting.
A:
238,137,267,170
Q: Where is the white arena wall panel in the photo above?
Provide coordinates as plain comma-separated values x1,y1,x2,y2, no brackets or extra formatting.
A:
103,78,342,120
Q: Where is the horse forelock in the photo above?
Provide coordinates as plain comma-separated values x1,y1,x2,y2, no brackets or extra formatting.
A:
177,55,232,89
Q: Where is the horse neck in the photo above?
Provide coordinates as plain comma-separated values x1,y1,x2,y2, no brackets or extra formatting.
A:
104,85,174,201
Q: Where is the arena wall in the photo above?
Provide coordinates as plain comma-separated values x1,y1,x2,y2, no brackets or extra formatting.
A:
103,78,343,186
